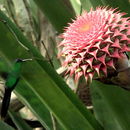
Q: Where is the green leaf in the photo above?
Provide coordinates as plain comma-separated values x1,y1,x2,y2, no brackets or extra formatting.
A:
0,23,52,129
15,81,53,129
0,11,102,130
0,121,14,130
0,22,93,130
99,0,130,16
69,0,82,15
0,58,10,74
80,0,130,17
9,111,32,130
80,0,103,11
33,0,75,33
91,80,130,130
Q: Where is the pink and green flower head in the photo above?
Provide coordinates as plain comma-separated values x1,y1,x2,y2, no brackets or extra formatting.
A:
59,7,130,82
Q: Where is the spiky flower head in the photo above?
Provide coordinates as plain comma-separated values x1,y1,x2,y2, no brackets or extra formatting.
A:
59,7,130,82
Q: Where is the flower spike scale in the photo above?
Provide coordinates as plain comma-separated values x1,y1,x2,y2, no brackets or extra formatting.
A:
59,7,130,82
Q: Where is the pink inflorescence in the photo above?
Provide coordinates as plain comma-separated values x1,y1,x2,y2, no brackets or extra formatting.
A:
59,7,130,82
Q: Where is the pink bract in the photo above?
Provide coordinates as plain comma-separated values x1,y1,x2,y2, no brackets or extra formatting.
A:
59,7,130,82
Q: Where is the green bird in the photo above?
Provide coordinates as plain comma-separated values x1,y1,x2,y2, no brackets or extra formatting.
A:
0,59,23,120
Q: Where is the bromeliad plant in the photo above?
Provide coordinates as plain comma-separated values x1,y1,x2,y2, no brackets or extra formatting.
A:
59,7,130,84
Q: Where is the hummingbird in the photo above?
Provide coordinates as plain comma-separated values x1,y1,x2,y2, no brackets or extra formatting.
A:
0,58,32,120
0,59,22,120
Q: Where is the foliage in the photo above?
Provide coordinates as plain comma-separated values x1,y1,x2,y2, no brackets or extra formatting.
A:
0,0,130,130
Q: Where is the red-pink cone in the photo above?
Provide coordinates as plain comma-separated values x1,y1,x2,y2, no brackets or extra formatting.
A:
59,7,130,82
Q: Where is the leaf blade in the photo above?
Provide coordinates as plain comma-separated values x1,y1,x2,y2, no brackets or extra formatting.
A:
9,111,32,130
0,10,103,130
33,0,75,33
91,80,130,130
